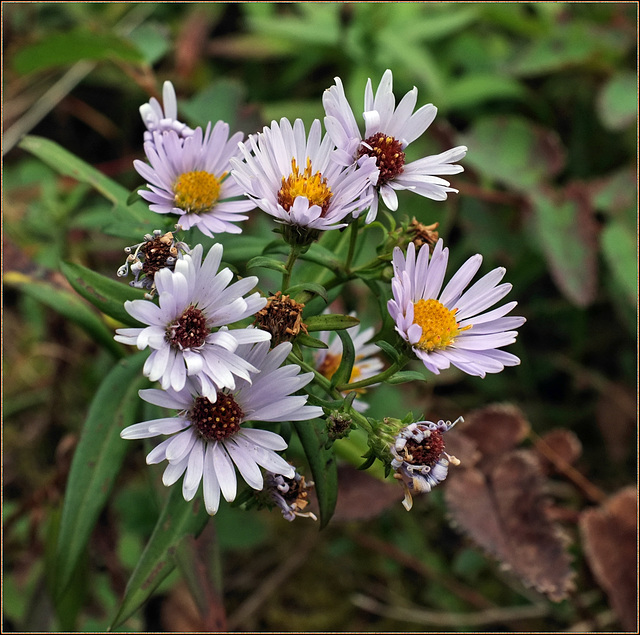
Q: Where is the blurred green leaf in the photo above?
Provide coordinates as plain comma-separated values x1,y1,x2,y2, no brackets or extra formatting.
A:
182,79,246,130
3,270,124,357
330,330,355,389
401,6,478,41
596,72,637,131
530,189,598,307
601,221,636,305
443,74,526,110
305,314,360,332
110,485,210,629
55,353,147,597
13,28,145,75
60,261,146,328
293,419,338,528
462,116,565,191
126,23,170,66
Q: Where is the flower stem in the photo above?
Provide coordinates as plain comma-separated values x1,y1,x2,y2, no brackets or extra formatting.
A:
336,358,407,392
344,219,360,273
282,244,301,291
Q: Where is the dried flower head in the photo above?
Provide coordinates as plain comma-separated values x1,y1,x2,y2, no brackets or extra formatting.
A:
265,470,317,522
254,291,308,346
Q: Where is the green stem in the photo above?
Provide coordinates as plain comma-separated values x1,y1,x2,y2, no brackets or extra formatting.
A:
336,358,407,392
282,245,301,291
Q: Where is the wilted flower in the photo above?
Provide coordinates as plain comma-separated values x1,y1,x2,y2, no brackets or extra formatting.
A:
265,469,317,522
230,117,378,235
117,230,189,298
388,240,525,377
114,244,270,399
391,418,462,510
323,69,467,223
134,123,254,237
120,341,323,514
254,291,307,347
140,80,194,146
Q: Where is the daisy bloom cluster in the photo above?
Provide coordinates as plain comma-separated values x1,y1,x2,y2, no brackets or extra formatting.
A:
323,69,468,223
121,342,322,514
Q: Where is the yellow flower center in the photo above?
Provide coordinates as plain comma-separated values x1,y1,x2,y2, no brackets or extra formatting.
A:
277,158,333,216
173,170,223,214
412,299,470,352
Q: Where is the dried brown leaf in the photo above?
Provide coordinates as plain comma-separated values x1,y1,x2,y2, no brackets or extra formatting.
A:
331,465,403,522
535,429,583,475
579,487,638,632
445,450,574,601
459,404,530,457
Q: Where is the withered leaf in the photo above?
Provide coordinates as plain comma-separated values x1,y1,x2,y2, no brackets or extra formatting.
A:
534,429,583,475
579,487,637,632
332,465,403,522
459,404,530,456
445,450,574,601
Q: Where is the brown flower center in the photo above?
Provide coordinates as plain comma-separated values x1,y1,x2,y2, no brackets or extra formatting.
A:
404,429,445,467
357,132,405,184
167,306,208,350
141,232,178,277
190,393,244,442
254,291,307,346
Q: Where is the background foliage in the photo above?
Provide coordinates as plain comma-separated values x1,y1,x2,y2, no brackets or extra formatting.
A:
3,3,637,632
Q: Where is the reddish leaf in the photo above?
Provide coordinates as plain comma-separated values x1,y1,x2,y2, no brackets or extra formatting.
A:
579,487,638,632
331,465,403,522
458,404,530,457
535,429,583,475
446,450,574,601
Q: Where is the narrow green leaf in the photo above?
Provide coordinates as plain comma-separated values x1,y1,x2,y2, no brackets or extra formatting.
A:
4,271,123,357
246,256,288,274
330,330,355,389
376,340,401,363
384,370,426,385
55,353,147,597
12,29,145,75
296,333,329,349
60,261,146,327
305,314,360,332
110,486,210,628
293,420,338,528
601,221,637,304
285,282,328,303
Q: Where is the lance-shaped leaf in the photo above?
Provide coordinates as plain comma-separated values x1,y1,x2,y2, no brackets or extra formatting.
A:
110,485,210,629
384,370,426,385
330,329,355,390
305,313,360,332
293,419,338,529
295,333,329,349
55,353,147,597
246,256,288,274
4,270,123,358
284,282,328,304
60,261,145,327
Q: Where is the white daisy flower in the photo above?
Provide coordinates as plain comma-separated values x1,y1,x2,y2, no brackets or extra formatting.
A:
114,244,270,399
391,418,461,511
323,69,468,223
120,341,323,514
230,117,379,232
314,317,384,411
388,240,525,377
134,123,255,237
140,80,194,145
